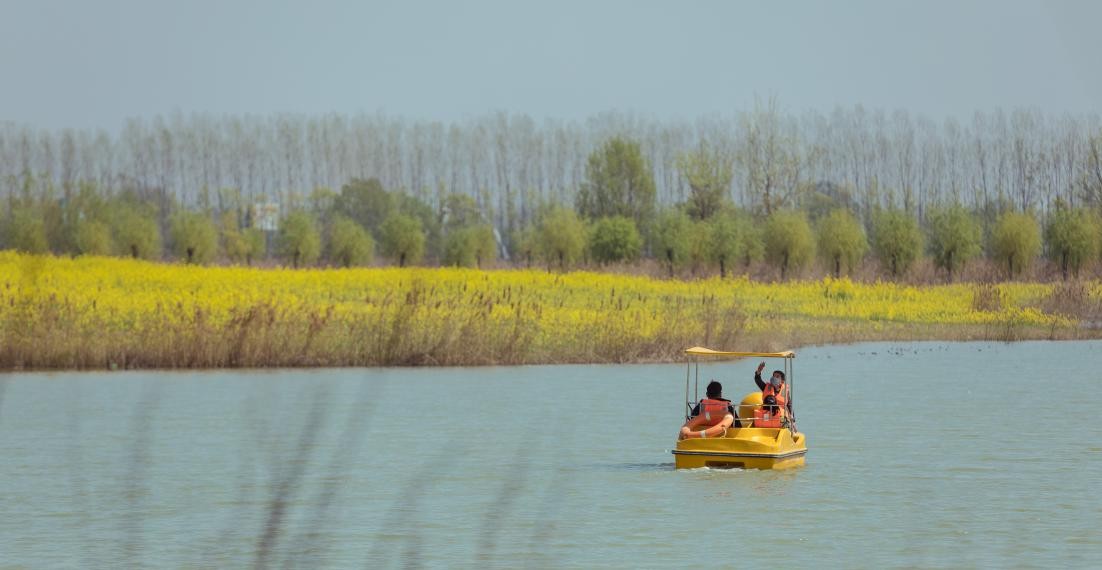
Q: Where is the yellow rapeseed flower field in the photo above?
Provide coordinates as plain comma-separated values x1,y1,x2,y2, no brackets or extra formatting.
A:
1,251,1097,369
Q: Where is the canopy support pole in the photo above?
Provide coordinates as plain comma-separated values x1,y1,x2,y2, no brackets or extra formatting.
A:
694,361,699,404
685,360,691,419
788,355,795,425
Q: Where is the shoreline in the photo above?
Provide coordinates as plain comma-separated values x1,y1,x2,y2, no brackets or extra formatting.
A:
3,252,1100,371
3,326,1099,372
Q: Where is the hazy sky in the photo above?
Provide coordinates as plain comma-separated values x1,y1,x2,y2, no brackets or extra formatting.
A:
2,0,1100,130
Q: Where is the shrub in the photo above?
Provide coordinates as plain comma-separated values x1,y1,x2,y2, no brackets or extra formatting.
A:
222,212,252,265
739,220,765,268
443,224,497,268
5,206,50,254
685,220,713,274
511,226,539,268
538,207,586,270
651,210,691,275
169,211,218,264
763,210,815,279
379,212,425,267
112,206,162,260
243,228,267,264
327,216,374,267
990,211,1041,278
589,216,643,264
705,212,743,277
1045,206,1098,280
74,219,113,256
277,211,321,268
927,205,981,281
817,209,867,277
872,209,923,277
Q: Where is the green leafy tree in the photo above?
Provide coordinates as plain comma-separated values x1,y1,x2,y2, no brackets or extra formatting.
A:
576,137,656,229
467,225,497,268
277,211,321,268
871,210,924,278
652,209,692,277
327,216,375,267
334,178,394,234
441,193,483,232
588,216,643,264
74,219,113,256
511,226,539,268
991,211,1041,278
221,212,251,264
332,178,438,255
308,187,338,219
170,211,218,264
817,209,868,277
676,142,733,220
112,205,162,260
763,210,815,280
538,206,586,271
65,183,112,254
1045,206,1098,280
443,224,497,268
396,193,442,260
439,193,495,267
5,206,49,254
739,220,765,268
706,211,744,278
442,230,470,267
926,205,982,281
379,212,426,267
685,220,713,274
243,228,267,265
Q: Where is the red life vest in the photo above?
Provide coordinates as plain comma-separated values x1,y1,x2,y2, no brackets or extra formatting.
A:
696,398,732,427
762,382,789,409
753,407,785,428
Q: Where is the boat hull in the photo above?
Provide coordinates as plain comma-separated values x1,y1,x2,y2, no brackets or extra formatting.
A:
672,427,807,470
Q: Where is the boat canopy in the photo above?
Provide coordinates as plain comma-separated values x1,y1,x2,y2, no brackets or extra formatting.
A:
684,346,795,358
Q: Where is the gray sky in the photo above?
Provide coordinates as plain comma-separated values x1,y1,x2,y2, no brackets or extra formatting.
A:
2,0,1100,130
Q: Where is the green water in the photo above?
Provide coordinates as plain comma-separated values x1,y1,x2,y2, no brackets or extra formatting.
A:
0,341,1099,568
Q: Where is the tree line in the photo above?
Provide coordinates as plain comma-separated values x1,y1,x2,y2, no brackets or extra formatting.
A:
3,130,1101,282
0,104,1097,280
4,104,1102,221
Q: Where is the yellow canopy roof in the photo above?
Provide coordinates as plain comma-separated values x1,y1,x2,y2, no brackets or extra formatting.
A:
684,346,795,358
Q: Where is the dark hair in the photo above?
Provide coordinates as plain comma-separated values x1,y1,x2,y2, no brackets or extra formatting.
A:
772,370,786,381
706,380,722,398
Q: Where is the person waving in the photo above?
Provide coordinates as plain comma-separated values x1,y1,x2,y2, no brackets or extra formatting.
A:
755,361,792,419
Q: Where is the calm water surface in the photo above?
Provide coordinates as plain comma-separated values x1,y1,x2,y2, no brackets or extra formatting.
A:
1,341,1100,568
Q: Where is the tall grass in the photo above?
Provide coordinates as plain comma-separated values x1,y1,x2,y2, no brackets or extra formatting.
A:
1,251,1098,369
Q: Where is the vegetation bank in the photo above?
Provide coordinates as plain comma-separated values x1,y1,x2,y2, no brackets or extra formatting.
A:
3,251,1099,370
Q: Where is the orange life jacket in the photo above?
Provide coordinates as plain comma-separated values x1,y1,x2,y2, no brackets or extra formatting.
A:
753,407,785,428
696,398,732,427
762,382,789,409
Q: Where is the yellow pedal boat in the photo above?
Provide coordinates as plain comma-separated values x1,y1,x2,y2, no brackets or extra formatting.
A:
672,347,808,470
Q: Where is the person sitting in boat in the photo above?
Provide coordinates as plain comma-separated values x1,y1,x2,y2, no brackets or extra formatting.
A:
752,395,785,428
680,380,739,439
755,361,792,418
690,380,740,424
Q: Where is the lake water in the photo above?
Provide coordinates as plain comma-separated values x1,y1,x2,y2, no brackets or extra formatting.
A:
1,341,1100,568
